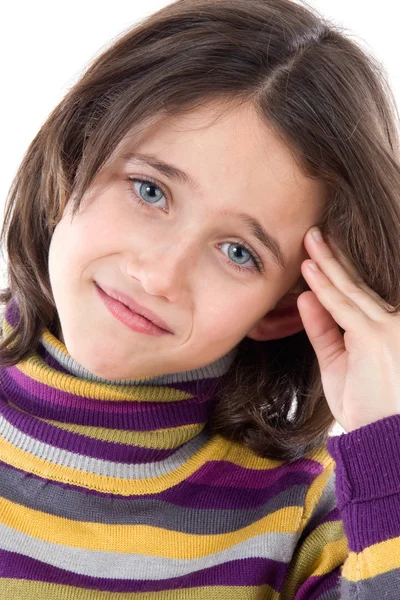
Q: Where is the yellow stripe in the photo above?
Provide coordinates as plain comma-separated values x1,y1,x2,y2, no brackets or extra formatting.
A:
279,520,348,598
343,535,400,580
0,494,301,557
300,467,335,527
296,523,348,577
0,581,278,600
15,358,191,401
3,320,191,403
8,400,202,450
0,434,209,495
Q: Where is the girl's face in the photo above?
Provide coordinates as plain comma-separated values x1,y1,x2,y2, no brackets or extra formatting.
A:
48,101,325,379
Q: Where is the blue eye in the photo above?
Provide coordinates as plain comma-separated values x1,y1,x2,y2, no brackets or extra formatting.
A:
128,177,168,210
219,242,263,273
227,243,251,265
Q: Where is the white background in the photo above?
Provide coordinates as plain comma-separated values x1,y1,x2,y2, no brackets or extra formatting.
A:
1,1,399,216
1,1,398,436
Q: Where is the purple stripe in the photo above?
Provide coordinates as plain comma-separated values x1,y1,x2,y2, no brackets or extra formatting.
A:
4,364,200,411
0,368,213,431
0,549,287,592
320,506,341,526
184,456,323,490
160,469,317,507
0,400,176,464
0,456,321,511
4,298,21,328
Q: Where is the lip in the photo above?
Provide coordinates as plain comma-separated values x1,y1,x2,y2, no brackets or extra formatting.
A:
95,282,173,334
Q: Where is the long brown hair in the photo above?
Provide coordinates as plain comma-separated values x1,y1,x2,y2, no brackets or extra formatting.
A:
1,0,399,461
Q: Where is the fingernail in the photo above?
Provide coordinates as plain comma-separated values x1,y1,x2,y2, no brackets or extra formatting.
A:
311,228,323,243
308,261,319,271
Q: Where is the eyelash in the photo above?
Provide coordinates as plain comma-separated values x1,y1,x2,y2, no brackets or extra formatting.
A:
126,176,264,274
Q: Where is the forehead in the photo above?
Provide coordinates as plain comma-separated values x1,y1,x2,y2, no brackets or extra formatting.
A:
109,101,326,268
115,100,322,197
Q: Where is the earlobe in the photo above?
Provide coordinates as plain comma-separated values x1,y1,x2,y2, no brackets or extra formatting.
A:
246,293,305,341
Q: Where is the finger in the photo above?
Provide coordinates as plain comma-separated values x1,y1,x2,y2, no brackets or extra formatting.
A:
301,258,366,333
296,288,346,374
305,229,385,321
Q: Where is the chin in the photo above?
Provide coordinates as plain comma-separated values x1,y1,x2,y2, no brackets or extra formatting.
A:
61,329,173,380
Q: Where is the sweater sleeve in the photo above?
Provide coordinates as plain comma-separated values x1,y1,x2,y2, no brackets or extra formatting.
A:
280,413,400,599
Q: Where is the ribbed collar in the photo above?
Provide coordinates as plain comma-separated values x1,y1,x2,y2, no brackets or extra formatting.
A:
0,299,238,465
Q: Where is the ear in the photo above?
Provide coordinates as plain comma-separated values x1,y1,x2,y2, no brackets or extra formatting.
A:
246,292,305,341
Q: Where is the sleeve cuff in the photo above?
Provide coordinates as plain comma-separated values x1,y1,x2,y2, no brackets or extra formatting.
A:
326,413,400,509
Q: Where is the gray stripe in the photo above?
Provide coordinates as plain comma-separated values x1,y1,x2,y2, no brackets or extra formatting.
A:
316,582,341,600
341,569,400,600
41,334,238,385
299,472,337,541
0,462,316,533
0,412,209,479
0,522,299,579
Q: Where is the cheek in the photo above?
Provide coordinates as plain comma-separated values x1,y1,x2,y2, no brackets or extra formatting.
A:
48,221,69,285
48,221,91,298
49,210,112,275
197,284,268,339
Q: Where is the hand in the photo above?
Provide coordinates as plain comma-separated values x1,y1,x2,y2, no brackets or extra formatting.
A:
297,226,400,433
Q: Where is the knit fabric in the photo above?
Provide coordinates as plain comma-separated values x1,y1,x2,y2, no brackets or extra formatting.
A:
1,298,400,599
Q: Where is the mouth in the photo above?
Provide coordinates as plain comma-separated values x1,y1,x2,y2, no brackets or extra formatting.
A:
94,282,173,335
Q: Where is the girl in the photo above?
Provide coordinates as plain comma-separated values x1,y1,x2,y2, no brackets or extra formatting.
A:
0,0,399,597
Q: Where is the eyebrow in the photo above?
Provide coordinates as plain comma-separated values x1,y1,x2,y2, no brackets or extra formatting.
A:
122,152,287,270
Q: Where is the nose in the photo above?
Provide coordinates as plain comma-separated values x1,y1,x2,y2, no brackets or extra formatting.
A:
126,236,196,301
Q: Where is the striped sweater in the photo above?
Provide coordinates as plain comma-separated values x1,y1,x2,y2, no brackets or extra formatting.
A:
0,298,400,599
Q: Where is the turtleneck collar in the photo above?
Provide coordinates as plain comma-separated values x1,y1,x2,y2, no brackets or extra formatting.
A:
39,325,237,386
0,299,238,469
